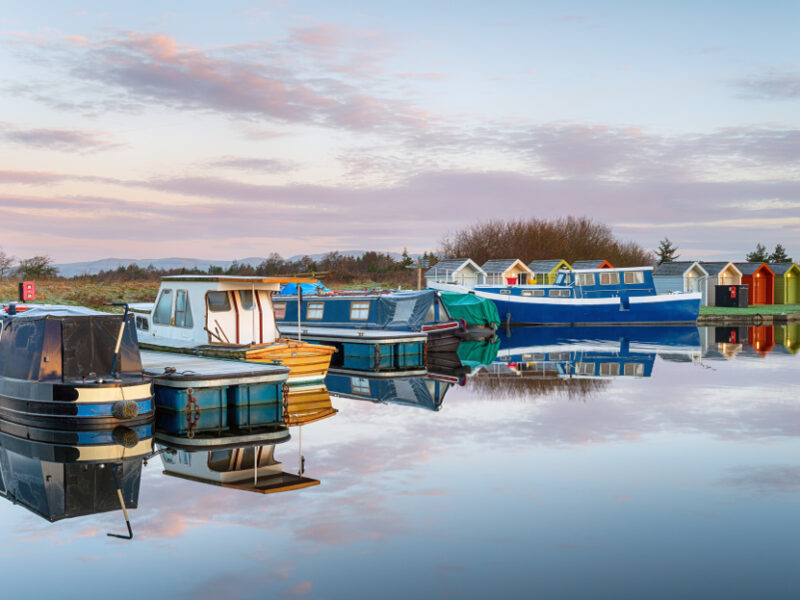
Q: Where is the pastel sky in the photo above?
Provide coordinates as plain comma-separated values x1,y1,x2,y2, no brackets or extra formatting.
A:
1,1,798,263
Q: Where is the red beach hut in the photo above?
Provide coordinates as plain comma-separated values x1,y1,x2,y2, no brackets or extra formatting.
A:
735,262,775,305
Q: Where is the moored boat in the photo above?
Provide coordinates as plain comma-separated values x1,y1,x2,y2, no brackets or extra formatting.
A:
0,305,154,429
429,267,701,325
131,276,336,386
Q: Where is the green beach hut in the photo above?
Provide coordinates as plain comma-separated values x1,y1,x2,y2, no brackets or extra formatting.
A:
771,262,800,305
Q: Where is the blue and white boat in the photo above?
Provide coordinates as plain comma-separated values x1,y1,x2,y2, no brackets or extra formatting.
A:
274,290,466,373
429,267,701,325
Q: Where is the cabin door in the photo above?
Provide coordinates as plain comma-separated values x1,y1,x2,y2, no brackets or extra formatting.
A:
233,290,262,344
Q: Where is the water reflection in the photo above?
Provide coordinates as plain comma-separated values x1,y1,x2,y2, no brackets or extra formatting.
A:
159,442,319,494
0,421,151,532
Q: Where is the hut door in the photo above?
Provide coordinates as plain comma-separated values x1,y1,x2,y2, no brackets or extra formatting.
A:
755,277,766,305
789,277,798,304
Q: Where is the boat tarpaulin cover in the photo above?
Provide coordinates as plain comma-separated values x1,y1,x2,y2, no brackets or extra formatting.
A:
280,281,331,295
375,290,436,330
0,312,142,380
457,338,500,369
439,292,501,327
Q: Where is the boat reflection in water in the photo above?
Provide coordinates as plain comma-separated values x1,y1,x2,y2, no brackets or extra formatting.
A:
0,420,151,536
155,382,333,494
159,441,319,495
325,372,454,411
468,326,702,398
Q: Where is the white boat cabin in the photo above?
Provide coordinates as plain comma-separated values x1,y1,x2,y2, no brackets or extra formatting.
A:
131,275,302,347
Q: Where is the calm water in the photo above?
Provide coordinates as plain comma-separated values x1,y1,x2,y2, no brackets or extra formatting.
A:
2,326,799,599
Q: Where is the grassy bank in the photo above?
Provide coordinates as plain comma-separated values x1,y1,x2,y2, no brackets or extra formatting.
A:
700,304,800,315
0,280,161,311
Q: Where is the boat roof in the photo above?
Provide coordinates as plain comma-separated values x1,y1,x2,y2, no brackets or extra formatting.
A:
1,304,108,318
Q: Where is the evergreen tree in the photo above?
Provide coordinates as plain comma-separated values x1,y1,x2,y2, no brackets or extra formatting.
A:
745,243,769,262
656,238,679,265
768,243,792,263
400,247,414,267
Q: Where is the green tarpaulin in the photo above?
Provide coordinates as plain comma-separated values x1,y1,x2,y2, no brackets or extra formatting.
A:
440,292,501,327
457,338,500,369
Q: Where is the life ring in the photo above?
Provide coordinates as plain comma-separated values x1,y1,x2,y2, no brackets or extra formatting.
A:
752,313,764,326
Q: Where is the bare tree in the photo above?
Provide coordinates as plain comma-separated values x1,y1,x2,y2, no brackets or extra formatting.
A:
0,247,15,280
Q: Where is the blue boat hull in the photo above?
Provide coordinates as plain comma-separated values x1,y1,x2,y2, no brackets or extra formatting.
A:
482,291,701,325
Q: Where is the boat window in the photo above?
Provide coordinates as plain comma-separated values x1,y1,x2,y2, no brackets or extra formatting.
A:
135,316,149,331
306,302,324,320
522,353,546,361
600,362,621,376
499,289,511,295
273,302,286,320
575,273,595,286
575,362,595,376
521,289,545,297
174,290,193,328
0,321,3,341
624,363,645,377
239,290,254,310
153,289,173,324
624,271,645,284
207,291,231,312
350,301,370,320
599,272,620,285
548,289,570,297
351,377,371,395
550,352,570,361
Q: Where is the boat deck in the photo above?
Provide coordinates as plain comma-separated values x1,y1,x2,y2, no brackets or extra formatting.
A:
140,351,289,388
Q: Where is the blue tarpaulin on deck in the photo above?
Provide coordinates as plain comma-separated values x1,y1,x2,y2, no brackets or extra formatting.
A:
279,281,331,295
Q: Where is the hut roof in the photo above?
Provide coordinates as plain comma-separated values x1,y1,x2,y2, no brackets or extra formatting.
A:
652,261,705,277
528,259,569,272
769,262,798,276
699,261,740,276
424,258,484,278
571,260,612,269
481,259,531,274
734,262,774,276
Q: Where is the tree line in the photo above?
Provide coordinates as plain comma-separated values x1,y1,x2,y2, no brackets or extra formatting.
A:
440,216,654,266
656,239,793,265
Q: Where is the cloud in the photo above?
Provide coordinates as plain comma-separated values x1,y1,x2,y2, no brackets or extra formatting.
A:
17,30,428,133
720,465,800,493
206,156,297,173
0,123,118,152
734,73,800,100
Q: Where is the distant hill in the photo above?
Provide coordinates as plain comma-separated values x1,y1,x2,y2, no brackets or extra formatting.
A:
54,251,409,277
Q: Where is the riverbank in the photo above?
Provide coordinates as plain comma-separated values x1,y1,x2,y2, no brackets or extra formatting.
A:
698,304,800,325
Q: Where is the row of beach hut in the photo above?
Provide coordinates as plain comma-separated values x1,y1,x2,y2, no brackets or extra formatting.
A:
424,258,800,306
651,261,800,306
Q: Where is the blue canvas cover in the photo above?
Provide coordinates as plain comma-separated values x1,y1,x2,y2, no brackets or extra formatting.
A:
280,281,331,295
374,290,437,330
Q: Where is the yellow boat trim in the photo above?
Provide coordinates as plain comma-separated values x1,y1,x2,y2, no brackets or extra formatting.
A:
75,383,153,404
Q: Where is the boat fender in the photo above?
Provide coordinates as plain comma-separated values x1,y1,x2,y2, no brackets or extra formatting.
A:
112,426,140,448
112,400,139,420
